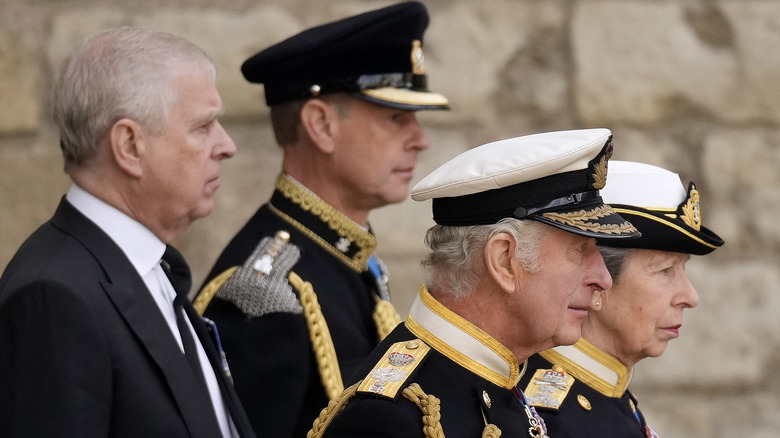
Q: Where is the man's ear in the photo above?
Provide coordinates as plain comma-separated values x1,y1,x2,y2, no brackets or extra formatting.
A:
109,118,145,178
299,98,339,154
484,233,519,294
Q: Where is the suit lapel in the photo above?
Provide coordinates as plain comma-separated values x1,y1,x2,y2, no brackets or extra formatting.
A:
186,303,256,438
50,198,223,438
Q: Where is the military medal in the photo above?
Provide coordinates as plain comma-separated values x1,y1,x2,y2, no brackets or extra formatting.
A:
512,387,549,438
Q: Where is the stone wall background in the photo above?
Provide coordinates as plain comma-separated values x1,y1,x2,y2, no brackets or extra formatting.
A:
1,0,777,436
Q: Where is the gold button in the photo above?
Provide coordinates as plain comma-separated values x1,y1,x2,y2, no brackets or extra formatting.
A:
577,394,592,411
405,340,419,349
276,230,290,242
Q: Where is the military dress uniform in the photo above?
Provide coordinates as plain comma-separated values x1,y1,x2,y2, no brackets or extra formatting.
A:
195,174,400,437
520,340,658,438
309,287,548,438
195,2,450,436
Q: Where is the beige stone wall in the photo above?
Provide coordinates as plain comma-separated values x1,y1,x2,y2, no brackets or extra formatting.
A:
1,1,777,436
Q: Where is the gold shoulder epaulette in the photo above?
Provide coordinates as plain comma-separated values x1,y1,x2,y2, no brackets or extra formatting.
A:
199,230,304,319
356,339,430,399
523,365,575,410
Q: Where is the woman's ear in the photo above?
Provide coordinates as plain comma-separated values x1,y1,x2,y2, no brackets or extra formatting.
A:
300,98,339,154
484,233,519,294
109,118,145,178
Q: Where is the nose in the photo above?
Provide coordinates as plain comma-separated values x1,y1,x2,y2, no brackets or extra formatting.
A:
408,114,431,152
675,275,700,308
214,121,237,159
585,245,613,291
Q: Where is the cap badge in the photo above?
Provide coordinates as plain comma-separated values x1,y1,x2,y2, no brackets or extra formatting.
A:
411,40,425,75
680,183,702,231
589,137,614,190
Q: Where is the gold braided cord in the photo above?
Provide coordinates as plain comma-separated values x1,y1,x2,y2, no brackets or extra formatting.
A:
307,383,360,438
402,383,445,438
194,267,238,315
482,424,502,438
373,297,401,340
290,271,344,400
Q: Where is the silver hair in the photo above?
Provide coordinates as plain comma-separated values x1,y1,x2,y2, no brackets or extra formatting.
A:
421,218,551,301
596,245,635,284
52,26,217,172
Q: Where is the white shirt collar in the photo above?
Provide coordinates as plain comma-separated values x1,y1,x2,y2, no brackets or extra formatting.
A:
66,183,165,276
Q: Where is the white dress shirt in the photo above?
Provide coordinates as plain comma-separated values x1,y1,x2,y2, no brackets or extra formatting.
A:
66,184,237,437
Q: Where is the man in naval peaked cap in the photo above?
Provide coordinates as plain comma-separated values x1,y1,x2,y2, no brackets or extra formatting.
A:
308,128,639,438
195,2,449,437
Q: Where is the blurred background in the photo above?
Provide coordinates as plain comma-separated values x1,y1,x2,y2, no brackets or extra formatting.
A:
1,1,777,436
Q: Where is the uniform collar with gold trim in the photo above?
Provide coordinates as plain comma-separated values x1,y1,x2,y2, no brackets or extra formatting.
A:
405,286,525,389
269,173,376,272
540,338,633,398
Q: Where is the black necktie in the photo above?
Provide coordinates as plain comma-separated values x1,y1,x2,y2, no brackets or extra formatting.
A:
162,245,208,392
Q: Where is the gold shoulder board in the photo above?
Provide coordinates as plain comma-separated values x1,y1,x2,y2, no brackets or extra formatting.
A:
524,365,575,410
357,339,430,399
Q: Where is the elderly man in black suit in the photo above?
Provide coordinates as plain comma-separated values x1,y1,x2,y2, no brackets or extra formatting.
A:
0,27,255,437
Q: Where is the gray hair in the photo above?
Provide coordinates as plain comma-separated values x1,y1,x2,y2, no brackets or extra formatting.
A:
52,26,217,172
421,218,551,301
596,245,635,284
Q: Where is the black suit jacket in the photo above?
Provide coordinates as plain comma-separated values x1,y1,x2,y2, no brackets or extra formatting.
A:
0,198,256,438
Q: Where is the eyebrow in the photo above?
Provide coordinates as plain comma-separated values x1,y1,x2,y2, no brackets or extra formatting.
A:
196,108,225,126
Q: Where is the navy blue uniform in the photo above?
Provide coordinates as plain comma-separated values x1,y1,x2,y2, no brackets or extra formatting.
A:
197,174,398,438
314,288,548,438
519,340,658,437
